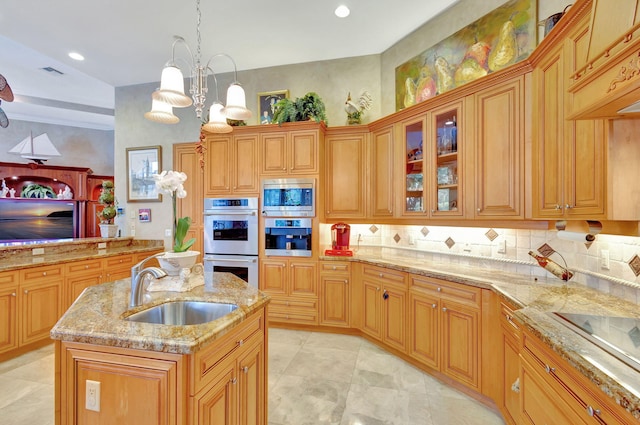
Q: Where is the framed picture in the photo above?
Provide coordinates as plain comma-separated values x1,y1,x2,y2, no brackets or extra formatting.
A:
126,146,162,202
257,90,289,124
138,208,151,222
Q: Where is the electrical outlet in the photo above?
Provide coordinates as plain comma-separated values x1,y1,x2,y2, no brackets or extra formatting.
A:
408,235,415,245
97,242,106,249
32,247,44,256
600,249,610,270
463,243,471,252
165,228,172,237
86,380,101,412
497,240,507,254
129,210,135,219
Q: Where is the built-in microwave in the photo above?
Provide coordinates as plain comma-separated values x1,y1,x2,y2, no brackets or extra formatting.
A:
261,178,315,217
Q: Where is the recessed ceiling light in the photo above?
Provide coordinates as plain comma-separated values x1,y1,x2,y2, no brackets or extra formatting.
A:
335,5,350,18
68,52,85,61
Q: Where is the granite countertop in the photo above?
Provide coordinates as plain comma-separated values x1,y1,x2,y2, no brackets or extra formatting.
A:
321,252,640,419
0,237,164,273
50,272,270,355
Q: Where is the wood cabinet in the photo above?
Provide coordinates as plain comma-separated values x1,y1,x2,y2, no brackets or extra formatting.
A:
174,143,205,260
369,124,395,218
520,326,638,425
324,127,368,219
86,175,114,237
260,129,319,175
471,75,526,219
0,271,18,355
408,274,481,389
497,301,521,425
57,307,267,425
358,264,407,352
20,264,63,346
204,131,259,196
532,10,608,219
319,261,351,328
260,258,318,325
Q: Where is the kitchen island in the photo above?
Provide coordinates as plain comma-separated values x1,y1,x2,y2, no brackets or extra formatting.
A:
51,272,270,425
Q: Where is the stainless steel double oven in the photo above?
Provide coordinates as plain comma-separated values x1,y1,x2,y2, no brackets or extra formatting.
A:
203,198,258,288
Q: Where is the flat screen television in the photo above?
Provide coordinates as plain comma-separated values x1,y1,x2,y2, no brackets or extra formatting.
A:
0,198,78,242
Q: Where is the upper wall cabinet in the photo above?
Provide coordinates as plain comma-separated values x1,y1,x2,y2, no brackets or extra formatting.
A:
204,131,259,196
259,122,323,176
471,75,527,219
369,124,395,218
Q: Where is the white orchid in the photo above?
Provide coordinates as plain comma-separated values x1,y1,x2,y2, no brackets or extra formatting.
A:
152,170,195,252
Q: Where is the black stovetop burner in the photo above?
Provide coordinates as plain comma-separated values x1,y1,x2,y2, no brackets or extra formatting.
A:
550,312,640,372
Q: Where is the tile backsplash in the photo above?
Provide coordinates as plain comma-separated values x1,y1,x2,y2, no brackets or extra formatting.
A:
320,223,640,304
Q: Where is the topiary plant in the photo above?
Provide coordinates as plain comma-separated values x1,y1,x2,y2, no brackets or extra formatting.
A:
97,180,116,224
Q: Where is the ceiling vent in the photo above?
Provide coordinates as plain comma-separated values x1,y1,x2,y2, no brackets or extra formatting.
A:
41,67,64,75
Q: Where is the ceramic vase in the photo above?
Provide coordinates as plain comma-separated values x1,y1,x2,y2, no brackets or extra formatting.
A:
99,224,118,238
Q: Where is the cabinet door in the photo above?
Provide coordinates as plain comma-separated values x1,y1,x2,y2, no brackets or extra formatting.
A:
174,142,205,258
260,132,287,175
259,260,287,295
361,280,382,340
205,136,232,195
408,291,439,370
289,260,317,297
0,272,18,354
370,126,395,217
520,359,586,425
319,274,350,327
195,364,236,425
67,273,102,308
441,300,479,388
382,284,407,352
501,326,521,425
237,341,265,425
289,130,318,174
473,77,524,218
402,117,427,216
233,134,259,194
20,276,63,345
324,132,366,219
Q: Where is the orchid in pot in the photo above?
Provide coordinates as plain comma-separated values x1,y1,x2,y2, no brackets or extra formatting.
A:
152,170,199,275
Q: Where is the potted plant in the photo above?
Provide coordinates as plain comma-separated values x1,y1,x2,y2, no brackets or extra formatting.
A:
97,180,118,238
152,170,198,275
272,92,328,125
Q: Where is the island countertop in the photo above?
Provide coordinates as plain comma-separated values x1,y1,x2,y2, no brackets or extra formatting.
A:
50,272,270,355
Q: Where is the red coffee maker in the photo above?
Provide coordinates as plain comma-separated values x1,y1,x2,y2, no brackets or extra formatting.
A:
325,222,353,256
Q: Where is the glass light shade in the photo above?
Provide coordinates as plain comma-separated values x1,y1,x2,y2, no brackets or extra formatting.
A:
222,83,252,120
152,66,193,107
202,102,232,133
144,99,180,124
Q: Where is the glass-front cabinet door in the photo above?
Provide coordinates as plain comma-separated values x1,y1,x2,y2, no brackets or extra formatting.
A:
429,102,463,217
403,118,427,215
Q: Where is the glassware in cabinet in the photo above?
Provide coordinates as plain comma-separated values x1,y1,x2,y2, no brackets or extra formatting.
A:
432,108,462,215
404,119,426,214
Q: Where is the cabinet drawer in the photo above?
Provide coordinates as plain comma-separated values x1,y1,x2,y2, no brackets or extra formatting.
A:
320,262,351,273
362,265,406,285
499,302,520,335
191,310,264,394
21,264,63,281
522,331,634,425
270,297,317,310
269,309,318,325
105,254,134,269
0,271,17,286
65,259,103,275
410,275,481,308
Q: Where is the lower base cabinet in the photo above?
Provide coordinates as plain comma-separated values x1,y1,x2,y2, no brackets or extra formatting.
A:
56,308,267,425
319,261,351,328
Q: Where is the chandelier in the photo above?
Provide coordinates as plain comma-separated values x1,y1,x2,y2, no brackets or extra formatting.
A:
144,0,252,133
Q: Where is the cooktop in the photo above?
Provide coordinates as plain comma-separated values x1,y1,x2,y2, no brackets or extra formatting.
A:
550,312,640,373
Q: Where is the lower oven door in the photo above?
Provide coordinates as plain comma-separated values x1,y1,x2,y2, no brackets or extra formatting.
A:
203,254,259,288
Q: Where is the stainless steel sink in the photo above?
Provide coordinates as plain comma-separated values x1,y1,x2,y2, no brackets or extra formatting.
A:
124,301,238,325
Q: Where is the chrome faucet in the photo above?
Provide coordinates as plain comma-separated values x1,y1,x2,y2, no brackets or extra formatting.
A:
130,253,167,308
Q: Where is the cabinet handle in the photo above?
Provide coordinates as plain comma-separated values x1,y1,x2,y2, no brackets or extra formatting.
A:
544,364,555,374
382,290,389,300
431,303,437,308
242,366,249,374
586,406,601,417
565,204,573,209
231,377,237,384
238,339,244,347
442,307,447,312
554,204,562,210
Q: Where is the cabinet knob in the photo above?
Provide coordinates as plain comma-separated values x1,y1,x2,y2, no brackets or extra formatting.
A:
586,406,601,417
344,279,348,284
238,339,244,347
544,364,555,374
283,167,286,171
42,272,47,276
332,266,337,270
231,377,237,384
437,287,442,292
379,273,383,278
565,204,573,209
442,307,447,312
477,208,481,212
11,292,16,297
242,366,249,374
554,204,562,210
85,265,89,269
376,287,380,291
431,303,437,308
24,290,28,294
382,290,389,300
431,209,435,213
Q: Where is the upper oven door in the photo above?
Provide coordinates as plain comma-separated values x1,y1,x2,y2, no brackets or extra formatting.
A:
203,211,258,256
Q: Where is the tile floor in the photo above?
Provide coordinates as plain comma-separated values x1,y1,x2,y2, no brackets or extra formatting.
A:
0,329,505,425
